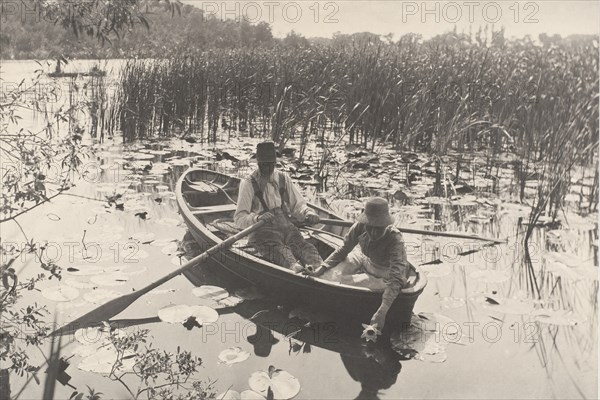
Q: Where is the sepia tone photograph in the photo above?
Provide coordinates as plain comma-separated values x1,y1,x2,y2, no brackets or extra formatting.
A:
0,1,598,399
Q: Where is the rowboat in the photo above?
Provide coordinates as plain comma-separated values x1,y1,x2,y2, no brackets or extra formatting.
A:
176,168,427,330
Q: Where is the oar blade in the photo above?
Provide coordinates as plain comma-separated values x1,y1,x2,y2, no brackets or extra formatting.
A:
51,291,143,336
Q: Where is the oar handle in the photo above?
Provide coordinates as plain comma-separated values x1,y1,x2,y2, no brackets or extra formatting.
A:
138,220,266,295
318,218,506,244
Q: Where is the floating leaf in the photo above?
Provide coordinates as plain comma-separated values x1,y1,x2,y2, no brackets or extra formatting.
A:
532,309,586,326
240,391,266,400
41,286,79,302
90,273,129,287
469,269,511,283
155,217,182,226
75,327,104,345
218,347,251,365
161,243,180,255
420,263,452,278
115,265,148,276
218,296,244,307
66,266,106,276
64,279,96,289
78,346,135,375
440,297,465,309
217,390,241,400
157,304,219,325
192,285,229,301
129,232,156,243
83,289,121,304
248,368,300,400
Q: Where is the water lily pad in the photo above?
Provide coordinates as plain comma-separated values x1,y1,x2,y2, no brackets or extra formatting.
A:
74,326,110,345
217,390,241,400
161,243,180,255
479,295,536,315
532,309,586,326
152,238,178,247
41,286,80,302
240,391,266,400
64,278,96,289
469,269,511,283
71,345,98,358
66,266,106,276
78,346,136,375
218,347,251,365
218,296,244,307
157,304,219,325
155,217,182,226
440,297,465,309
115,265,148,276
192,285,229,301
248,368,300,400
130,232,156,242
83,289,121,304
420,263,452,278
90,273,129,287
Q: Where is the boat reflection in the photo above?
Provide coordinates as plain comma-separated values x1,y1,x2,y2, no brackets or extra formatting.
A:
183,255,404,400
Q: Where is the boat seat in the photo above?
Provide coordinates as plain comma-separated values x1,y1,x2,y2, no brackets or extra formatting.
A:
191,204,237,215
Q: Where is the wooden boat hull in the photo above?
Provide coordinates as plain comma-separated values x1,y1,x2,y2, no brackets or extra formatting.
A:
176,168,427,329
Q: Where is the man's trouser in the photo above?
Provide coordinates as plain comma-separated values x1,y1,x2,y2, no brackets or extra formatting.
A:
249,208,323,269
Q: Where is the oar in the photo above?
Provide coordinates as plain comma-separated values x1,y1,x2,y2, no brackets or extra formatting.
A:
51,220,265,336
318,218,506,244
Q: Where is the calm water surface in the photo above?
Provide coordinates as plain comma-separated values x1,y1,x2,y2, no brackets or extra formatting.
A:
1,61,597,400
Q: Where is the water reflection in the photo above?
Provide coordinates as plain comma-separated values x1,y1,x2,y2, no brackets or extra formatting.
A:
181,237,406,400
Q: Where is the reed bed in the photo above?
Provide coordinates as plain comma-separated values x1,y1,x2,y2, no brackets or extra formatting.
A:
106,34,598,204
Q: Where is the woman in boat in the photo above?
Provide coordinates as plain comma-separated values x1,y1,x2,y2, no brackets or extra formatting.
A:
314,197,414,332
234,141,323,272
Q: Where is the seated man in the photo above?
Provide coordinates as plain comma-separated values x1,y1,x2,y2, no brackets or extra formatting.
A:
314,197,413,331
234,141,323,272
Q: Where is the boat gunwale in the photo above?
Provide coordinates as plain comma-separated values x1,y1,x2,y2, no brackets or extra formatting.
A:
176,168,427,295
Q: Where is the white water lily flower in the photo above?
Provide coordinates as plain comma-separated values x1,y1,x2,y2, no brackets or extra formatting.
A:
248,367,300,400
218,347,251,365
361,323,381,343
192,285,230,301
157,304,219,325
41,286,79,302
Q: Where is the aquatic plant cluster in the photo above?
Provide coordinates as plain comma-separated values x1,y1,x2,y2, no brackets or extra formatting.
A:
109,33,597,157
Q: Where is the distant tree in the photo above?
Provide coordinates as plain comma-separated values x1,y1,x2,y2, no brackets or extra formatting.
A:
282,30,310,48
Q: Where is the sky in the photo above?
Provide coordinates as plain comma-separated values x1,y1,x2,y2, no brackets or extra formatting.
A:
181,0,600,40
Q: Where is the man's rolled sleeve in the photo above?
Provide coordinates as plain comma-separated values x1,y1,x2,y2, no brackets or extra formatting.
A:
284,173,313,220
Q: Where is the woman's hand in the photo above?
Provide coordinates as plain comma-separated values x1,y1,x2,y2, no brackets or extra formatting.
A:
370,310,386,332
